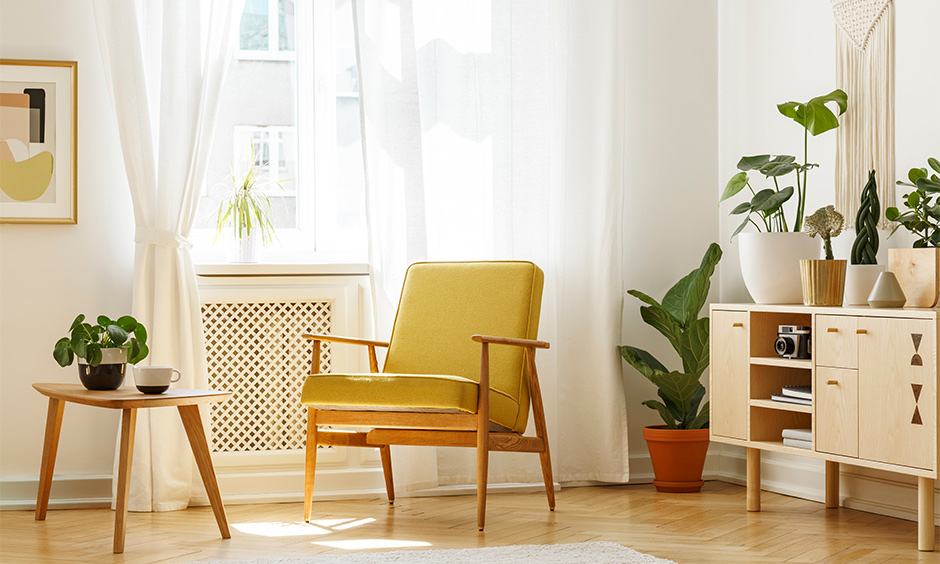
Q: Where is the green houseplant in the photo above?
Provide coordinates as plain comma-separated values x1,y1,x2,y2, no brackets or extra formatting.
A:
845,171,884,305
884,157,940,307
214,141,283,262
800,205,847,306
53,314,149,390
720,89,847,305
618,242,721,492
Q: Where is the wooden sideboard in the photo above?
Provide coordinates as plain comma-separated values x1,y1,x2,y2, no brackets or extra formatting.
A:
709,304,938,551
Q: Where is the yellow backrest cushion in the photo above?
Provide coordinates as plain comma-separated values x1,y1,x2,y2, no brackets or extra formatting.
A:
383,261,544,432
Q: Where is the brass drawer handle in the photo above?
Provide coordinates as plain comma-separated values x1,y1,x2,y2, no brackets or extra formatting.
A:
827,380,839,385
732,322,743,328
856,329,867,334
827,328,839,333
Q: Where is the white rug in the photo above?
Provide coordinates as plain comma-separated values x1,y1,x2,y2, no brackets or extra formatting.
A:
187,542,677,564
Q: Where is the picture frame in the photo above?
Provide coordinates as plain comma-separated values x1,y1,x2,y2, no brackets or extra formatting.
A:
0,59,77,224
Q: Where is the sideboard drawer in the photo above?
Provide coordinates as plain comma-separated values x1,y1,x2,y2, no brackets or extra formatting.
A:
816,315,858,369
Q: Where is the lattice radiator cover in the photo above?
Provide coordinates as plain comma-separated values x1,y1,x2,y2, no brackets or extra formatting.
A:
202,300,331,452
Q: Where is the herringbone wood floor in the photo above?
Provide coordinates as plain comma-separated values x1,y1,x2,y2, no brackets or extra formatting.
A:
1,481,937,563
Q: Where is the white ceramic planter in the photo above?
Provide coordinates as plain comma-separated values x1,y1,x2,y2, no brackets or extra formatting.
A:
844,264,885,306
738,232,821,304
227,233,259,263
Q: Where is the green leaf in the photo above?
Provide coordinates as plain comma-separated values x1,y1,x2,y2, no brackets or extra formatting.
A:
661,243,723,327
627,289,662,310
645,370,704,426
618,345,669,378
730,201,751,215
639,305,683,354
641,399,679,429
731,215,753,239
53,338,74,367
885,207,900,221
910,167,928,184
721,172,749,202
759,155,797,177
134,323,147,345
737,155,771,171
107,325,129,346
86,344,102,367
918,177,940,193
116,315,138,332
753,186,794,212
929,158,940,175
777,89,848,136
69,314,85,332
676,317,710,378
908,192,921,208
685,384,707,427
687,401,710,430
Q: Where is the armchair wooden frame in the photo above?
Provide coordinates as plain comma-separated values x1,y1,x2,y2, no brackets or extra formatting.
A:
302,332,555,531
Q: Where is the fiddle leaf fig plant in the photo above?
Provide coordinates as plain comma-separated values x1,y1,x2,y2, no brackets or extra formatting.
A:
618,243,722,430
721,89,848,237
53,314,149,368
886,157,940,247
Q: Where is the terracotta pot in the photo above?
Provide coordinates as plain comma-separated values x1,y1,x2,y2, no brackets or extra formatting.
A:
643,425,709,493
799,259,846,306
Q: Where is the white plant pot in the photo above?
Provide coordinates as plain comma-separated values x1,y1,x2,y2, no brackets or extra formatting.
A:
227,233,259,263
738,232,821,304
844,264,885,306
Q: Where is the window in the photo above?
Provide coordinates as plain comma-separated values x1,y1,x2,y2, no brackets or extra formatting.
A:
193,0,366,263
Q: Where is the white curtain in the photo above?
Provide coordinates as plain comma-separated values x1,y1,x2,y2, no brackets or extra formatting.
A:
93,0,242,511
353,0,629,488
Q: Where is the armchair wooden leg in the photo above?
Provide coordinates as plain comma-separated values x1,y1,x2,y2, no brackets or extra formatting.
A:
379,445,394,504
477,429,489,531
539,448,555,511
304,407,318,522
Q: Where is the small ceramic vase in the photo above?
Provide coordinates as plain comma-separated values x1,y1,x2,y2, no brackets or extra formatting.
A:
867,271,907,308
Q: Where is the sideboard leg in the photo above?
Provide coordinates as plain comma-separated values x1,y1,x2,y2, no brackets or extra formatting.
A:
746,448,761,512
919,477,935,552
825,461,840,508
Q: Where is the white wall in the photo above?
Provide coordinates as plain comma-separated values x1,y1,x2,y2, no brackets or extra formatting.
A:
0,0,135,503
621,0,720,469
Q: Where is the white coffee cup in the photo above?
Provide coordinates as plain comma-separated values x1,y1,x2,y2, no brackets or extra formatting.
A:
133,366,182,394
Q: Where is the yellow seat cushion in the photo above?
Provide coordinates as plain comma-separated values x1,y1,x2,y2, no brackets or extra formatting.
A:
302,372,521,429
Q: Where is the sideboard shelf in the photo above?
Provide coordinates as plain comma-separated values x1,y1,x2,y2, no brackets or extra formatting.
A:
749,398,812,414
710,303,939,552
750,356,812,369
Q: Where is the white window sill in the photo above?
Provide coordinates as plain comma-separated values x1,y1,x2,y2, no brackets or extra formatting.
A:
195,262,370,277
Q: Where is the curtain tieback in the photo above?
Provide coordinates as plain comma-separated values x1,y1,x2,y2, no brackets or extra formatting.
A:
135,226,193,250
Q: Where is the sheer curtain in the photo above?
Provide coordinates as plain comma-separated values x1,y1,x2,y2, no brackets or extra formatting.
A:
353,0,629,489
93,0,242,511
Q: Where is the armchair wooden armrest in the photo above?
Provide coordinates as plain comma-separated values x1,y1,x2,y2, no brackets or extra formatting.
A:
302,333,390,374
471,334,550,349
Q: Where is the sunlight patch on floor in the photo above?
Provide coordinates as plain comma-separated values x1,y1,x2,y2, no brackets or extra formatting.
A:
313,539,433,550
331,517,376,530
232,521,332,537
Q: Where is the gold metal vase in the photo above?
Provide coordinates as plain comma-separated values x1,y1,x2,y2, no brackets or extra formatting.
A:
800,259,847,306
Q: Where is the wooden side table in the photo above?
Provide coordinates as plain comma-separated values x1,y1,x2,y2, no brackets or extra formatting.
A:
33,383,233,553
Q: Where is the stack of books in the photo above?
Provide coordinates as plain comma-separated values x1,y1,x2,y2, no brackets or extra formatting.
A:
782,428,812,449
770,385,812,406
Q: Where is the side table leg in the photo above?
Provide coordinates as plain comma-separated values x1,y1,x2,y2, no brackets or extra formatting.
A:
36,398,65,520
919,477,935,552
114,408,137,554
178,405,230,539
825,461,840,508
746,448,761,512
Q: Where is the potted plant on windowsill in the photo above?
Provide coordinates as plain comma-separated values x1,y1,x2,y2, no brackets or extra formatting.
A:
800,205,846,306
214,141,283,263
720,89,847,304
618,243,721,493
885,157,940,307
52,314,149,390
845,170,884,305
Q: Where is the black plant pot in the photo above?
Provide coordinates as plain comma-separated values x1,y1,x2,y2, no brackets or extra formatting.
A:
78,362,126,390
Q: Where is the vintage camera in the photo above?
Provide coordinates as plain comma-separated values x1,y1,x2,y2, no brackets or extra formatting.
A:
774,325,811,359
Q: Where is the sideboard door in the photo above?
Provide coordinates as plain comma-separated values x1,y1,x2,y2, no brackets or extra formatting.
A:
711,310,749,440
858,317,936,470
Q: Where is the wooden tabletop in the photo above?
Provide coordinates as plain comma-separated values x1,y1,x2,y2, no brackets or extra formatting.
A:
32,383,232,409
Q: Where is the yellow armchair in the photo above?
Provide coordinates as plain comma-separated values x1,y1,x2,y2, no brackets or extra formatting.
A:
300,261,554,530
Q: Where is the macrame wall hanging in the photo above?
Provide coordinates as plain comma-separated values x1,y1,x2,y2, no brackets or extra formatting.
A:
831,0,895,229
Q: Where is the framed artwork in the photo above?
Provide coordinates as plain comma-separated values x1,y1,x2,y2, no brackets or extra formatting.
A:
0,59,77,224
